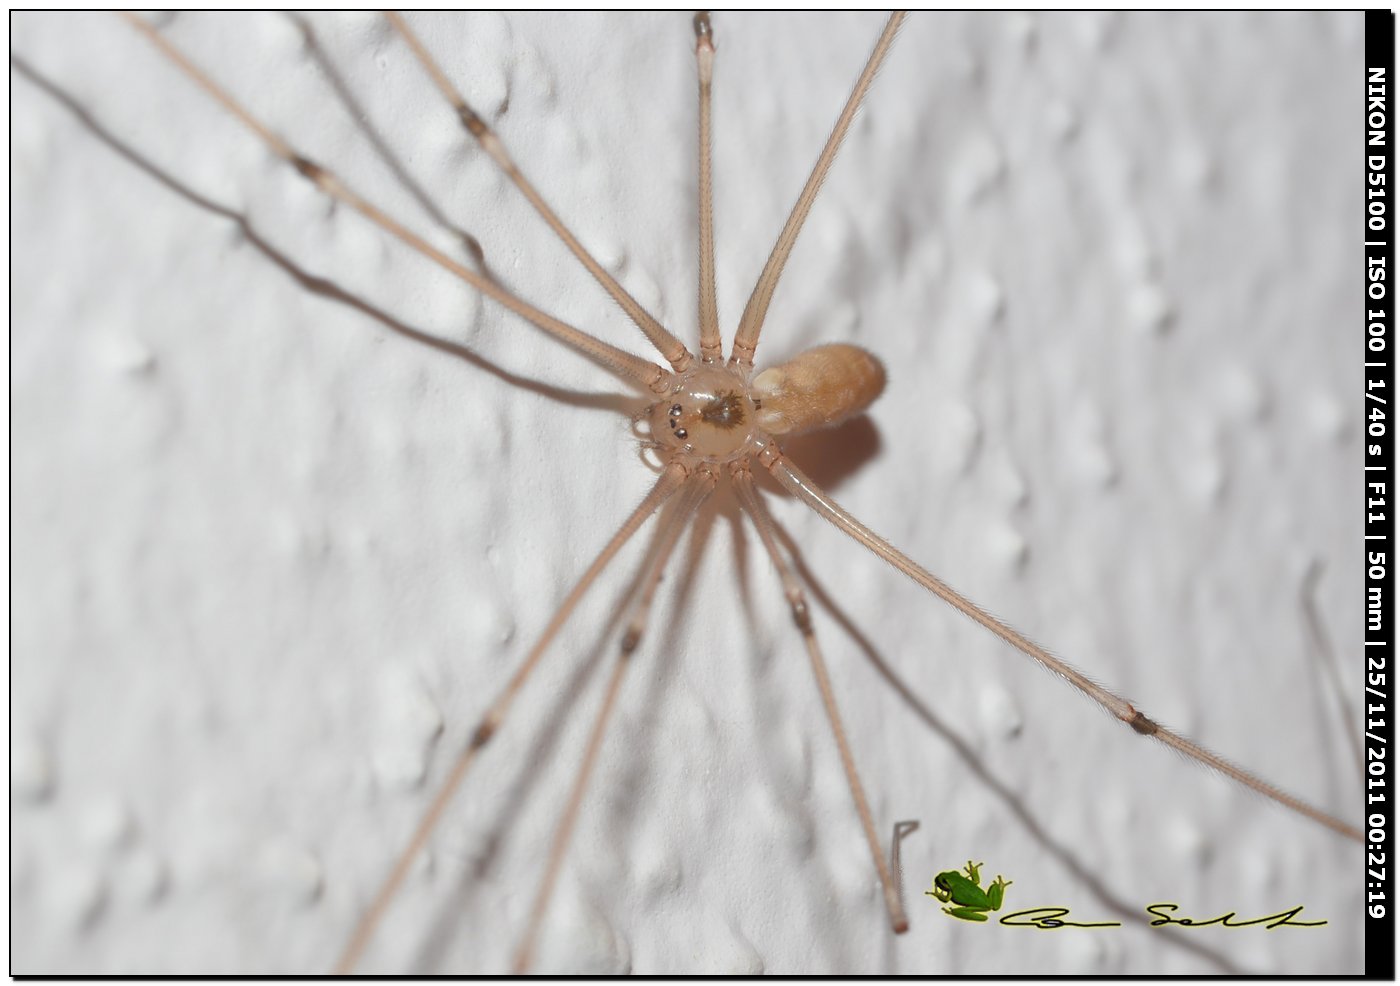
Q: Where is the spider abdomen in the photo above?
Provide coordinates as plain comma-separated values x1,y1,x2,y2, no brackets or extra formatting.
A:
751,343,886,436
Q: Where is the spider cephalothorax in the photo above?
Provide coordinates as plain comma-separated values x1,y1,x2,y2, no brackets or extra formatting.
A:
647,343,886,465
646,363,757,462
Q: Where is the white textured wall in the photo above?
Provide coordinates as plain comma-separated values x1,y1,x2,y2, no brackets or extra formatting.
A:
11,12,1364,975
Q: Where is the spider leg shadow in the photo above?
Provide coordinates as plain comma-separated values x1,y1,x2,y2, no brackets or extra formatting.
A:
1299,560,1364,792
770,414,883,494
580,482,857,971
769,522,1245,975
287,13,495,286
409,507,667,972
728,493,862,972
603,482,729,845
12,54,642,422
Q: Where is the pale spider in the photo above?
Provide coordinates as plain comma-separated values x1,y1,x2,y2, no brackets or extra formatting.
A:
10,11,1363,975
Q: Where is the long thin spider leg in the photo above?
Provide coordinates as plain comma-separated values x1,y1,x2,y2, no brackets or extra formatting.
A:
693,12,721,364
333,462,689,974
760,446,1365,844
733,468,909,934
514,468,717,974
729,12,905,369
384,12,694,375
120,12,672,396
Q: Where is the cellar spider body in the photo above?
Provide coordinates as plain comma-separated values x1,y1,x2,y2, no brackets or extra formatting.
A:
11,11,1364,975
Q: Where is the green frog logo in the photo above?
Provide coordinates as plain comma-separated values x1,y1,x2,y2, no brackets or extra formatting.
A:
927,860,1012,922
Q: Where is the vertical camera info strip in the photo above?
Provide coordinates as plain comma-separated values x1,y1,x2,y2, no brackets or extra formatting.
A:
1364,8,1394,978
